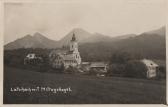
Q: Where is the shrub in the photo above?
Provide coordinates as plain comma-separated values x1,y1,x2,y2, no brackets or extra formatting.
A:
107,64,125,77
124,60,147,78
157,66,166,79
64,66,78,74
36,64,50,73
89,68,99,75
110,51,134,64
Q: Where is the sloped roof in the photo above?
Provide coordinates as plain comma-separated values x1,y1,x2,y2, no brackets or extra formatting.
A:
63,55,75,61
90,62,107,67
82,62,90,65
153,60,166,67
49,49,77,62
141,59,158,67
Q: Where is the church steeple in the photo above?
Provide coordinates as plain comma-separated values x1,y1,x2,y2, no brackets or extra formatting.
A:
70,33,78,52
71,33,76,41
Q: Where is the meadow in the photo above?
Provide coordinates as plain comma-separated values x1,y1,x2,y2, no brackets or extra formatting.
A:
3,66,166,104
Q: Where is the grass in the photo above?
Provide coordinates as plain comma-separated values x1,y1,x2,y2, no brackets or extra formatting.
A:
3,66,166,104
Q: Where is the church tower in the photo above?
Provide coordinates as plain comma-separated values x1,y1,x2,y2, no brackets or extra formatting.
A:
70,33,78,52
69,33,81,65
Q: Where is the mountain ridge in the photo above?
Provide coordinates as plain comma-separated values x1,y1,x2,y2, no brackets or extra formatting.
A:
4,26,165,50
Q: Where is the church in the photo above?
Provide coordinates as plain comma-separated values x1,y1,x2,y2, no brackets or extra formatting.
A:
49,33,82,69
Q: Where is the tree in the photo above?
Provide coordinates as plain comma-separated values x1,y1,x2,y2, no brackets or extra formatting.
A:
124,60,147,78
64,66,77,73
107,64,125,77
110,51,134,64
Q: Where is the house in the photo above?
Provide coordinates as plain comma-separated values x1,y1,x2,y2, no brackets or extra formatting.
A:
49,33,82,69
89,62,108,76
24,53,43,65
141,59,159,78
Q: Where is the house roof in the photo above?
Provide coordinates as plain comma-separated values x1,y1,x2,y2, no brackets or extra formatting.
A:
82,62,90,65
153,60,166,67
63,55,75,61
141,59,158,67
90,62,107,68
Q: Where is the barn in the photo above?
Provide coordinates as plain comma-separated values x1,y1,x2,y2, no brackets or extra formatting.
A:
141,59,159,78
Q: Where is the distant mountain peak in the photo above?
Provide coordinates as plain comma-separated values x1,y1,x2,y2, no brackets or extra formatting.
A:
24,34,32,38
58,28,93,46
33,32,42,36
4,32,59,50
33,32,45,38
33,32,50,42
143,26,166,36
4,26,165,50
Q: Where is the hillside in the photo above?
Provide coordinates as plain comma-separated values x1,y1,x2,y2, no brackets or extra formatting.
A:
58,28,93,46
4,33,59,50
5,28,114,49
4,26,166,60
143,26,166,36
80,27,166,61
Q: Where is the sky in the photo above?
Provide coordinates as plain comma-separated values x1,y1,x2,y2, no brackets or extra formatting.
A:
4,0,166,44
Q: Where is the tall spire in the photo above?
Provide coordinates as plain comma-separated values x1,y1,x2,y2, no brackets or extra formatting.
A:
71,33,76,41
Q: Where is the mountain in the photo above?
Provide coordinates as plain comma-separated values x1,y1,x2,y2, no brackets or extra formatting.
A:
58,29,136,45
143,26,166,36
113,34,137,40
4,28,139,50
58,28,92,46
79,26,166,61
81,33,113,43
4,32,58,50
33,32,59,48
4,26,166,60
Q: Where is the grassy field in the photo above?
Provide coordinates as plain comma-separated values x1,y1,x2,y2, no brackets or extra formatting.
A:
3,66,166,104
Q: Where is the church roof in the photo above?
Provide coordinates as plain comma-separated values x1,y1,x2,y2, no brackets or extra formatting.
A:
50,49,76,61
50,49,68,55
63,55,75,61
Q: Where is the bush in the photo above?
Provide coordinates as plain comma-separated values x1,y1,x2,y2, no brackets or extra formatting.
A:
107,64,125,77
64,66,78,74
110,51,134,64
157,66,166,79
124,60,147,78
36,64,50,73
89,68,98,75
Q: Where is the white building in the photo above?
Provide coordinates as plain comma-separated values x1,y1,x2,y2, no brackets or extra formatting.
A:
24,53,43,65
141,59,159,78
49,33,82,69
90,62,108,73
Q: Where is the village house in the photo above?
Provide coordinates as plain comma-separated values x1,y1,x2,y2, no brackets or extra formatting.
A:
89,62,108,76
141,59,159,78
49,33,82,69
24,53,43,65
